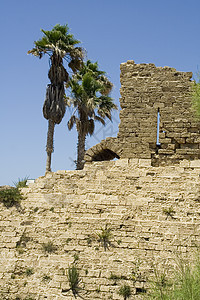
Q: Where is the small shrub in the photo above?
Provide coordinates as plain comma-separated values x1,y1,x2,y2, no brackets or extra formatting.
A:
25,268,34,276
42,241,57,253
66,238,72,244
85,269,88,275
117,239,122,245
0,187,23,208
68,265,80,297
42,274,51,282
192,79,200,119
97,224,112,251
33,207,39,213
14,177,29,188
118,284,131,300
163,207,175,218
50,207,54,212
11,273,16,279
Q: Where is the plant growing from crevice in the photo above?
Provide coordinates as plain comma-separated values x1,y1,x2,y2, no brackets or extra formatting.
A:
118,284,131,300
13,177,29,188
42,274,52,282
0,187,24,208
67,264,80,297
42,241,57,253
163,207,175,218
97,224,112,251
25,268,34,276
73,253,79,262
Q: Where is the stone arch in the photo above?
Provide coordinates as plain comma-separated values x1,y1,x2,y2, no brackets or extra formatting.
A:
84,137,121,162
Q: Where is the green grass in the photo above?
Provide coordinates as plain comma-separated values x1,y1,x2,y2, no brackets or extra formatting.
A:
146,257,200,300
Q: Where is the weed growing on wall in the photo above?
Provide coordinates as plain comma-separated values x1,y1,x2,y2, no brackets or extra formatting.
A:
118,284,131,300
25,268,34,276
163,207,175,218
42,241,57,253
0,187,24,208
97,224,112,250
68,264,80,297
42,274,52,282
13,177,29,188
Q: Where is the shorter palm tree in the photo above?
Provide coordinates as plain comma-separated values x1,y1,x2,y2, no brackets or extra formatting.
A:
66,60,117,169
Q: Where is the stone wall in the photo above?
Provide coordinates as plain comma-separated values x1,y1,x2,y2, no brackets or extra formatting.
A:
85,61,200,164
1,61,200,299
1,159,200,299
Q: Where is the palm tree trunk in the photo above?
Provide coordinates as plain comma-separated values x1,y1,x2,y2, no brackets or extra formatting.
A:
46,119,55,172
76,131,86,170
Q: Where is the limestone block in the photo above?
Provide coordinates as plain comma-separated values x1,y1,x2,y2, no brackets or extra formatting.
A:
190,160,200,168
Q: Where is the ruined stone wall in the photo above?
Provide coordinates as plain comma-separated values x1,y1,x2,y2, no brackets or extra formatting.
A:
1,159,200,299
85,61,200,164
2,61,200,299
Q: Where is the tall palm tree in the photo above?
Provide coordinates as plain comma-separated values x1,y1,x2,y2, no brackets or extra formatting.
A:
66,60,117,170
28,24,84,172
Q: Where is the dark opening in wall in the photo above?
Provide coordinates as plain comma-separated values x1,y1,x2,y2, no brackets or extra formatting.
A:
92,149,120,162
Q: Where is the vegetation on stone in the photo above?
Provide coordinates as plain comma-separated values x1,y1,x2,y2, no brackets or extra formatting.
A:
42,241,57,253
13,176,29,188
192,75,200,119
67,264,80,297
147,258,200,299
0,186,23,207
118,284,131,299
66,60,117,169
97,224,112,251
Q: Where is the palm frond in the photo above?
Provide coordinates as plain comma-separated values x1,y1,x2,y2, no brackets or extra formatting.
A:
67,115,76,130
88,119,95,136
94,115,105,125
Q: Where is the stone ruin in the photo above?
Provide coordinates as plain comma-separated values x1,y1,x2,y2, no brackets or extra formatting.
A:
1,61,200,299
85,60,200,165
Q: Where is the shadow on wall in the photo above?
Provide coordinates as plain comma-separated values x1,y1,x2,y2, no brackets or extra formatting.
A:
90,149,120,162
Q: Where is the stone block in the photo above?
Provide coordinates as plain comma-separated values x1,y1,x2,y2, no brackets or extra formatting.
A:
139,159,151,167
190,160,200,168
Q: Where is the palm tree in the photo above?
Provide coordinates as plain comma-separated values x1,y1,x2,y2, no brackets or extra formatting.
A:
28,24,84,172
66,60,117,170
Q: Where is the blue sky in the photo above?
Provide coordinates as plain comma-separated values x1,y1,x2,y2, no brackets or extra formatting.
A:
1,0,200,185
